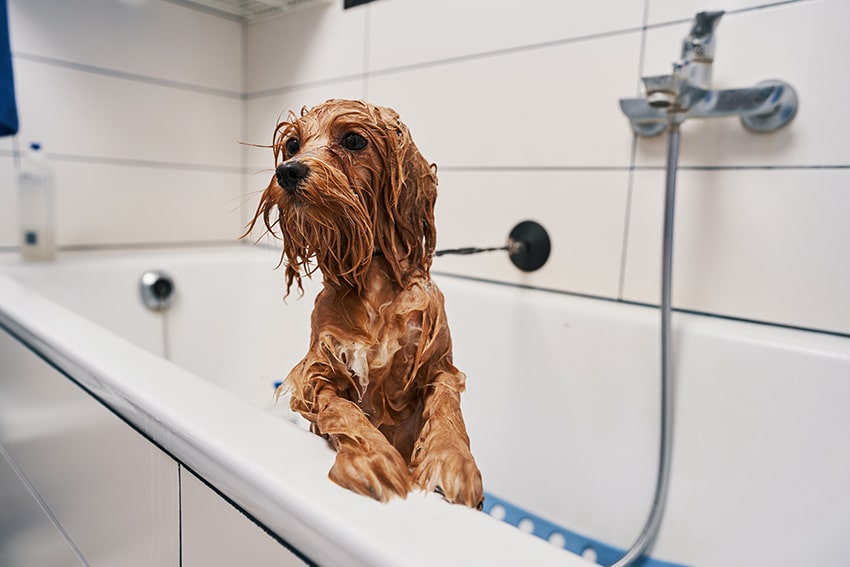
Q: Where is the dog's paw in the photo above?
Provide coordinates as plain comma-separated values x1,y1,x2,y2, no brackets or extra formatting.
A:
329,444,412,502
412,444,484,509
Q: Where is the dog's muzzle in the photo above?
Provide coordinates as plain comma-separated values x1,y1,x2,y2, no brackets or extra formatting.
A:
276,160,310,192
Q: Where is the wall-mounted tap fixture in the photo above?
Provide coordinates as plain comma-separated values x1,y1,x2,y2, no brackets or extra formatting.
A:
613,11,799,567
620,11,798,137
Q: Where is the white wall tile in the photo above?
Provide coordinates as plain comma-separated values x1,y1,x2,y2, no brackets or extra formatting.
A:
243,3,366,95
181,469,306,567
636,1,850,168
0,333,180,567
369,0,645,72
646,0,791,24
14,58,242,168
368,30,642,169
434,170,629,299
622,168,850,334
0,156,16,248
9,0,242,93
53,161,244,247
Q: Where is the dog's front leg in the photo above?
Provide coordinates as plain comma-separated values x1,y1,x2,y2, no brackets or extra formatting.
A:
411,371,484,508
313,387,412,501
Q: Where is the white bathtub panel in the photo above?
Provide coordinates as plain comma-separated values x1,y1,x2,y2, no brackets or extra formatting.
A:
0,450,85,567
14,58,242,168
9,0,242,93
242,79,365,170
0,156,16,249
366,30,642,169
52,161,243,247
622,168,850,334
368,0,645,73
433,169,629,299
441,274,850,566
181,468,307,567
0,331,180,567
440,276,662,549
660,316,850,566
637,1,850,168
244,3,366,96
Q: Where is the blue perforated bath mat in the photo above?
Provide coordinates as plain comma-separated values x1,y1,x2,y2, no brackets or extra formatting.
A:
482,492,690,567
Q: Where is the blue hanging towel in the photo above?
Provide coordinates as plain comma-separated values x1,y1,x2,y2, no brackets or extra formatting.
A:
0,0,18,137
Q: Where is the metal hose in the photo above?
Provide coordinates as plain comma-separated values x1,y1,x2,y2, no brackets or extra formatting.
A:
610,121,680,567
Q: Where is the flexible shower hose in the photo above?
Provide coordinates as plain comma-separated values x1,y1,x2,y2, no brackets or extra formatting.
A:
610,122,680,567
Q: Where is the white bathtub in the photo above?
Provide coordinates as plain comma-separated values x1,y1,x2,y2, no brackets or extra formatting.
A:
1,246,848,567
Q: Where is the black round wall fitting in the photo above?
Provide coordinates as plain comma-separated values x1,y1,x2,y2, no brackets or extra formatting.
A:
507,220,551,272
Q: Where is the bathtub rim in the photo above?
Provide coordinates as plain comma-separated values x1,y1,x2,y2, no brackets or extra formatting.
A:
0,255,582,567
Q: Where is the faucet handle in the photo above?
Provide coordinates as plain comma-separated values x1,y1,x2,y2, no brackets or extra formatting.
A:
691,11,724,37
682,10,724,62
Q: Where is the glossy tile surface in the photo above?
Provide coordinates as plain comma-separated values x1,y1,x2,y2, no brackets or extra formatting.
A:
434,169,630,299
181,469,307,567
368,0,645,72
622,168,850,334
0,331,180,567
10,0,242,92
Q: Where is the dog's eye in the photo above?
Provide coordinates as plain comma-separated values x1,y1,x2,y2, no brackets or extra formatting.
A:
341,133,367,151
285,138,300,156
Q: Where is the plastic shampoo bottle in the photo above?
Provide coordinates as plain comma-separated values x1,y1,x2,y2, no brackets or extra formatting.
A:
17,142,56,260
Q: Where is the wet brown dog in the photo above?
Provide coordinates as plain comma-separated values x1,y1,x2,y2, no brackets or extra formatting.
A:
245,99,483,508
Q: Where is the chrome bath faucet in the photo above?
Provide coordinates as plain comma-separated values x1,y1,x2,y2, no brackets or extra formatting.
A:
620,11,798,137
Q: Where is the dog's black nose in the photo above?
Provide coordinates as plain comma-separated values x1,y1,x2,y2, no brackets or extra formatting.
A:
276,161,309,191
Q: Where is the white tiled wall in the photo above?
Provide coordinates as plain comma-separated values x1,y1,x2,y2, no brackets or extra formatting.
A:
3,0,244,252
6,0,848,336
240,0,849,336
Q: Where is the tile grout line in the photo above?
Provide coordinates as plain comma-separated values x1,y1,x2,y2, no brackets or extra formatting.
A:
432,270,850,340
0,148,248,174
4,149,846,173
13,51,242,99
618,0,653,301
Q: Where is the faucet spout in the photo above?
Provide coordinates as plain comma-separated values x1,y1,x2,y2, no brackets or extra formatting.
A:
641,73,707,111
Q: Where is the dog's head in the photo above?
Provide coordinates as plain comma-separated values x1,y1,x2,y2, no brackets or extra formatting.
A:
245,99,438,295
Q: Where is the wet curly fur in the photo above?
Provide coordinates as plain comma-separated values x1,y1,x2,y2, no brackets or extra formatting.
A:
244,99,483,507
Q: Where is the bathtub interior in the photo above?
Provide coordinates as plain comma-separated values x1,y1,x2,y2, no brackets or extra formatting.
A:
5,245,850,567
8,247,314,414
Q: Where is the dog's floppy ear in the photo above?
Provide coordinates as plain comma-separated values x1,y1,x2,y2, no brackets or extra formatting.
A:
374,106,438,284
